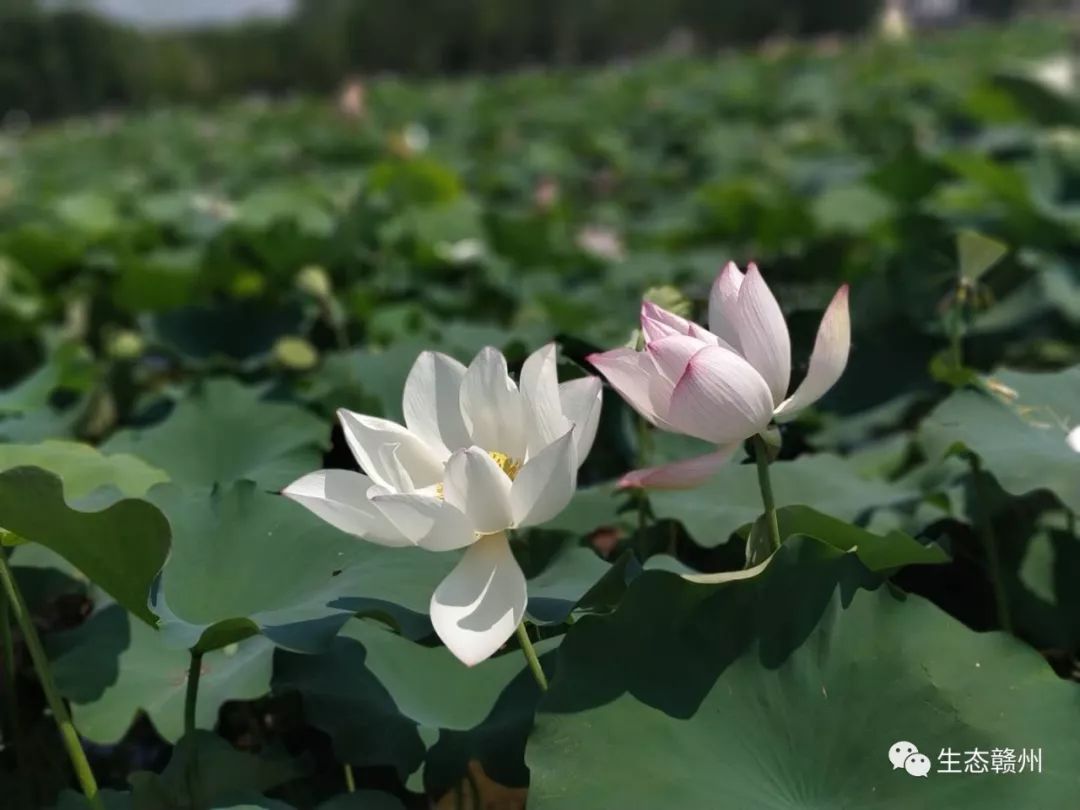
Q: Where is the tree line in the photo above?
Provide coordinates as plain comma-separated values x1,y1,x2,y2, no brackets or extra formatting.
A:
0,0,1021,121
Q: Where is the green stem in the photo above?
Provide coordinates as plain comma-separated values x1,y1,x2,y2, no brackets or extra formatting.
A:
343,763,356,793
0,567,18,742
515,621,548,692
0,560,27,810
183,650,204,809
635,416,652,535
971,457,1013,634
184,650,203,737
752,435,782,552
0,549,103,810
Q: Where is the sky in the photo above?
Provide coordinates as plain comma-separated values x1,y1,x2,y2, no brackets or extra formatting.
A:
62,0,297,29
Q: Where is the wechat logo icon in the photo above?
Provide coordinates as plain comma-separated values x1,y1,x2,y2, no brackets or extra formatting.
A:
889,741,930,777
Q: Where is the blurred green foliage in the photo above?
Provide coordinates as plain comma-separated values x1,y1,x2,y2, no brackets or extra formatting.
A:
3,0,894,120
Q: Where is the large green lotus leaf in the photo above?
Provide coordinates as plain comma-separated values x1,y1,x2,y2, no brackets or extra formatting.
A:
146,482,456,652
773,505,948,571
0,467,169,625
316,793,406,810
9,542,88,612
54,192,120,237
128,731,301,810
1011,526,1080,653
236,182,336,236
527,537,1080,808
919,367,1080,512
970,264,1080,335
52,790,133,810
144,302,305,367
0,343,94,442
306,341,433,421
540,482,629,536
811,182,896,234
649,453,921,547
0,441,168,498
103,379,327,490
50,604,273,743
114,247,201,313
274,618,555,794
524,544,614,624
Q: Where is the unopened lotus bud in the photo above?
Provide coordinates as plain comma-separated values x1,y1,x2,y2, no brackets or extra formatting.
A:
107,329,144,360
576,226,625,262
231,271,265,298
296,265,332,300
274,336,318,371
338,78,366,119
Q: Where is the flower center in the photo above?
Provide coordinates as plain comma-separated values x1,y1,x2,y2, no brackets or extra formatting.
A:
434,450,521,499
488,450,522,481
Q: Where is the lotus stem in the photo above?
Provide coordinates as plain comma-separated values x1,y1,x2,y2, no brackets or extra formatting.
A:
971,456,1013,634
183,649,205,808
752,435,782,553
184,650,203,736
515,621,548,692
0,566,19,743
0,557,27,810
0,548,104,810
636,416,652,535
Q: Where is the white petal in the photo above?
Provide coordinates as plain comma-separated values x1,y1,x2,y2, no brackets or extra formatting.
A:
337,410,444,491
666,345,775,444
731,264,791,407
375,444,415,491
510,430,577,527
430,532,526,667
369,492,476,551
774,285,851,421
616,443,739,490
1068,426,1080,453
282,470,411,546
559,376,603,467
443,447,513,535
587,348,660,425
708,261,745,349
459,347,526,459
403,351,469,458
519,343,572,454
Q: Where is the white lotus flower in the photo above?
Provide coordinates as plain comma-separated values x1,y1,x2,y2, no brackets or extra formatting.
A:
589,262,849,489
1067,426,1080,453
283,344,602,666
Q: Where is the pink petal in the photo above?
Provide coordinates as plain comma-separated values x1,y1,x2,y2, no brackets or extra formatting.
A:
587,348,659,424
666,345,775,444
644,334,710,427
708,261,745,349
617,443,739,490
640,300,693,344
732,264,791,407
774,285,851,420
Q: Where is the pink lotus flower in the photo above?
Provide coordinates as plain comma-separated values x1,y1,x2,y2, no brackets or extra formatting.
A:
589,262,850,490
